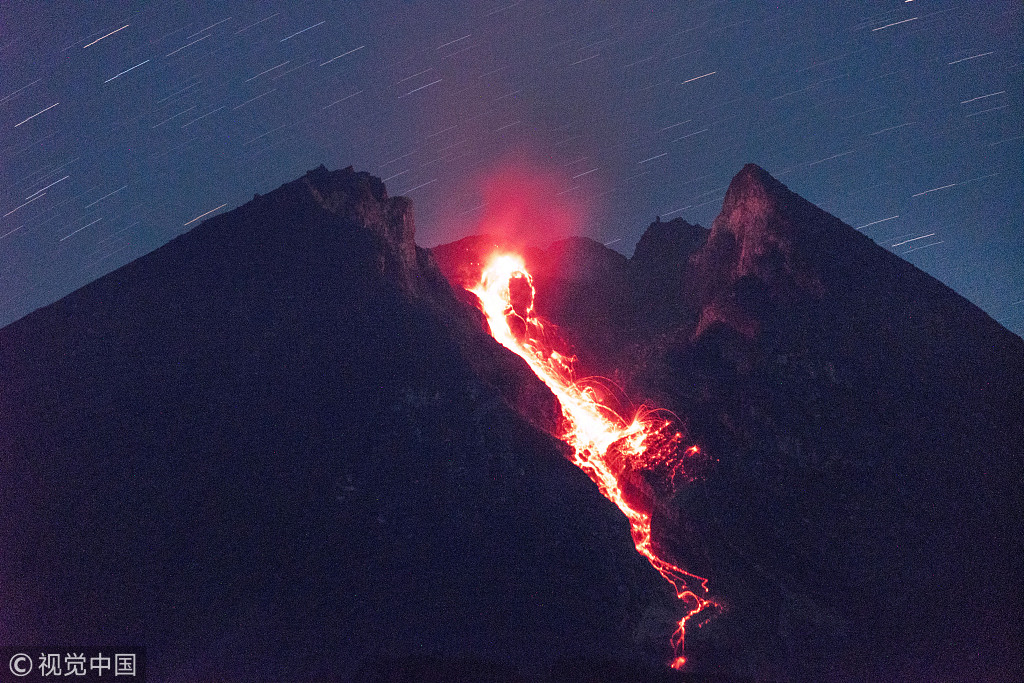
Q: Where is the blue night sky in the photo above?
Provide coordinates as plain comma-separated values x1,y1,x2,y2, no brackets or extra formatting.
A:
1,0,1021,335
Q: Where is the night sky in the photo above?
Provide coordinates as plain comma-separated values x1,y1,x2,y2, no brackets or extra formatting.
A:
1,1,1021,336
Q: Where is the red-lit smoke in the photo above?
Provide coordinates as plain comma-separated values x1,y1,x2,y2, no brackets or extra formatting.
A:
437,155,591,249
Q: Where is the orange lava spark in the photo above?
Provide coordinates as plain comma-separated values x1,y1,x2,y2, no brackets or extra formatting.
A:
469,253,718,668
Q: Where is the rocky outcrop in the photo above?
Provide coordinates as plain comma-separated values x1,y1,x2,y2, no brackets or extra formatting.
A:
699,165,823,294
631,217,708,276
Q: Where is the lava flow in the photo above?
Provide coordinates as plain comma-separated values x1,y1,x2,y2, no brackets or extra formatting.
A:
469,253,719,670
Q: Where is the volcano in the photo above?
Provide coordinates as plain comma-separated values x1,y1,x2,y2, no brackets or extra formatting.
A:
1,164,1021,681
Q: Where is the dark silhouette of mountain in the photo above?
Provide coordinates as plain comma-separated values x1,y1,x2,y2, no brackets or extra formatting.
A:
4,162,1022,682
434,164,1024,681
0,166,690,682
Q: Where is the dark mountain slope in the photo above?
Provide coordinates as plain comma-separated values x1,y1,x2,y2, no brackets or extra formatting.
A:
0,166,680,681
655,165,1024,681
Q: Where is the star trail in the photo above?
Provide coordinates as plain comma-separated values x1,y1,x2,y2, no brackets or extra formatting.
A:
1,0,1021,334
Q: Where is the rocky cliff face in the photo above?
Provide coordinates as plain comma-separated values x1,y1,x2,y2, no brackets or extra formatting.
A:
436,164,1024,681
0,166,682,681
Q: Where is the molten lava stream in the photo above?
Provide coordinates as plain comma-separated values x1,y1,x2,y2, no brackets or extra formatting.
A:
469,253,718,670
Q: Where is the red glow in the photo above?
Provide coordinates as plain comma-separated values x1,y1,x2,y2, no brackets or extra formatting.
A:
477,161,582,245
469,253,719,668
435,156,591,249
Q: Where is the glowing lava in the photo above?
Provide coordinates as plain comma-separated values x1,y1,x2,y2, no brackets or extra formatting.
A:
469,253,718,669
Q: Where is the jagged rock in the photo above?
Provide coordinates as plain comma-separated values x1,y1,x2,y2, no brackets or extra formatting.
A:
631,217,708,275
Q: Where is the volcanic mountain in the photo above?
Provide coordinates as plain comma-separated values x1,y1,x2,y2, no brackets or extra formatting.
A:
2,163,1022,681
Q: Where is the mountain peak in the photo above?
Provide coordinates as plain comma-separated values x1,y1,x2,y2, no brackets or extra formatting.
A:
631,217,708,273
242,164,420,294
698,164,825,304
302,164,390,211
715,163,792,238
720,163,780,210
300,164,415,267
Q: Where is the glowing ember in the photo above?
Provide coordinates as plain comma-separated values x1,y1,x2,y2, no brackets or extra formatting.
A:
469,253,719,669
